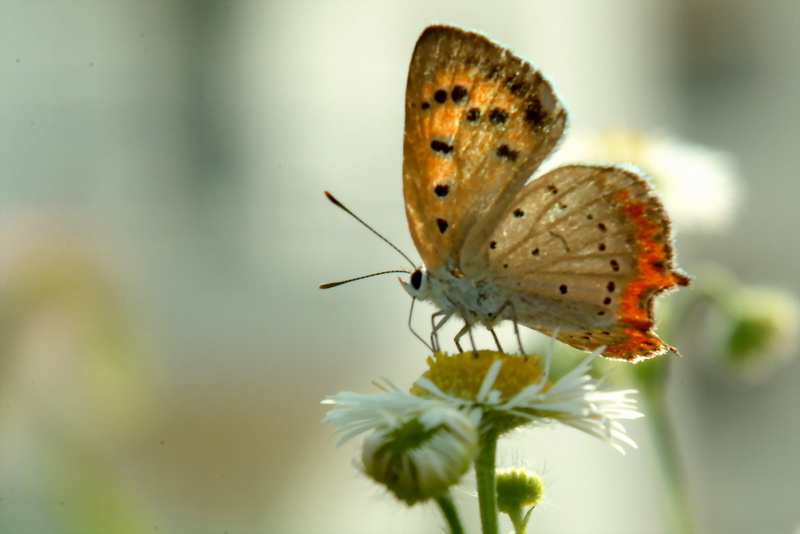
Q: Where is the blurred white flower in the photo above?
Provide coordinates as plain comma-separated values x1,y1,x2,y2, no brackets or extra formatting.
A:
547,130,741,233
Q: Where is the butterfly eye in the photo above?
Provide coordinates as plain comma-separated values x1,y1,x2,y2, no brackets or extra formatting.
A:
411,269,423,290
401,267,430,301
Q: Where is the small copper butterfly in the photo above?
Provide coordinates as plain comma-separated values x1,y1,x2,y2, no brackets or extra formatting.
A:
331,25,690,362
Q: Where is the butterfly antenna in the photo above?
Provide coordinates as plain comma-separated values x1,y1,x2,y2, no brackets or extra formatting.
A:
324,191,416,267
320,270,409,289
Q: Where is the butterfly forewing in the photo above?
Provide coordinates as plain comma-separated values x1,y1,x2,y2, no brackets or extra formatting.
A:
403,25,567,274
468,164,689,361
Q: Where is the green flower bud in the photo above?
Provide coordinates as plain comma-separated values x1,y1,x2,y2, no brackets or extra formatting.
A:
361,405,478,505
496,468,544,513
723,287,799,379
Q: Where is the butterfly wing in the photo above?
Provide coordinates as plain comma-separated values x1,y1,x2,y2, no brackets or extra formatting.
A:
403,25,567,274
465,164,690,361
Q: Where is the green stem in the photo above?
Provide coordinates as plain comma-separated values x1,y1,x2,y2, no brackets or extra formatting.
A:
507,506,525,534
625,283,709,534
639,366,695,534
435,492,465,534
475,427,499,534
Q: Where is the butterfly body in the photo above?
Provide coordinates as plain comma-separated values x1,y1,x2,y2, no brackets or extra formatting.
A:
398,25,690,362
402,265,512,330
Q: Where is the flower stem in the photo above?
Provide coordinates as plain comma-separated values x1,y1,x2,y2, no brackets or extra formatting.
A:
435,492,464,534
635,359,696,534
507,506,525,534
475,427,499,534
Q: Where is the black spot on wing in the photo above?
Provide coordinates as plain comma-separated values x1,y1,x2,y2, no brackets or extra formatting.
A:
484,64,501,80
496,144,518,161
431,140,454,155
504,75,525,94
451,85,467,103
489,108,508,125
524,98,547,127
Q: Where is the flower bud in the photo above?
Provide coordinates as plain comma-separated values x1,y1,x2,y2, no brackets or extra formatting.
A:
496,468,544,513
722,287,799,380
361,405,478,505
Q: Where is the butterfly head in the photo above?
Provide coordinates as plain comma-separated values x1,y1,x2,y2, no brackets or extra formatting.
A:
400,266,431,301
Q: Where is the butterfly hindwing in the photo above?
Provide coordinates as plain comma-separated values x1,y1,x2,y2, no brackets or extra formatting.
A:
403,25,567,274
467,164,689,361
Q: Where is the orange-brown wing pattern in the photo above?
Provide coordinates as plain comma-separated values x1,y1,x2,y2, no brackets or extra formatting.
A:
403,26,567,274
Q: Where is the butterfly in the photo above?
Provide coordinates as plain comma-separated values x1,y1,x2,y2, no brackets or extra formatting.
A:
331,25,690,362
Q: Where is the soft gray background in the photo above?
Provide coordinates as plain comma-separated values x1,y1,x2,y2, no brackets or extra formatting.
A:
1,1,798,533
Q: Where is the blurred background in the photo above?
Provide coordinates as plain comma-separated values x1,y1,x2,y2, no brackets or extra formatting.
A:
1,1,798,533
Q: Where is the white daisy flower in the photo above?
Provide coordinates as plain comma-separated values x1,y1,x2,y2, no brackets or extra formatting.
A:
410,342,643,454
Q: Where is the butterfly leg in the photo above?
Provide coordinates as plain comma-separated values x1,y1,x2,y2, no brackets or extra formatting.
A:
430,310,453,353
509,301,523,354
488,328,504,352
488,300,524,354
407,298,434,352
453,319,477,354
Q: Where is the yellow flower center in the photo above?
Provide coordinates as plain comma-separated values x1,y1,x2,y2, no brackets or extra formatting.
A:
410,351,551,402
